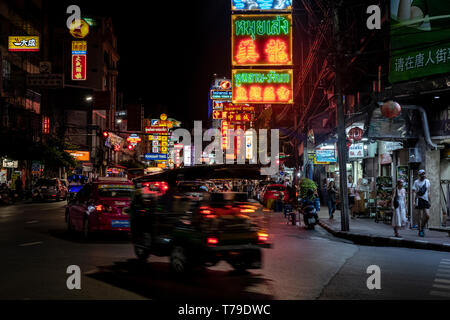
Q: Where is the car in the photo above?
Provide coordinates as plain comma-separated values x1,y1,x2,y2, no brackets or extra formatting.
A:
65,177,134,239
32,178,68,202
262,184,289,205
176,180,210,201
129,183,270,273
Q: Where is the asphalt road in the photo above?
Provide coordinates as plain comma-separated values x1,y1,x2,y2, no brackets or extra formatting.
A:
1,201,450,300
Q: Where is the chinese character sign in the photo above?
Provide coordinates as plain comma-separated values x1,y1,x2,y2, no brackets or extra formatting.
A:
389,1,450,83
232,69,293,104
8,36,39,52
71,54,86,80
72,41,87,54
232,14,292,66
232,0,292,11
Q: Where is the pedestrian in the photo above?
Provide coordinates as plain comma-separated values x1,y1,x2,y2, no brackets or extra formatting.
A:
391,179,407,237
327,180,337,219
348,175,357,219
412,169,431,237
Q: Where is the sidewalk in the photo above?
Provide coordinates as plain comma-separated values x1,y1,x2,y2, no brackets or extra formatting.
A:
315,205,450,252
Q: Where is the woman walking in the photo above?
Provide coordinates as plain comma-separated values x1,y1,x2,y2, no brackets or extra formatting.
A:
392,179,408,237
327,180,337,219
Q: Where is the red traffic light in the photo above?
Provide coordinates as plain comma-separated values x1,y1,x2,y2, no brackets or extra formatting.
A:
102,131,109,138
128,144,134,150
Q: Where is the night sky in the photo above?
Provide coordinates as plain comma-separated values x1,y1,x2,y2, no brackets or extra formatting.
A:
56,0,231,128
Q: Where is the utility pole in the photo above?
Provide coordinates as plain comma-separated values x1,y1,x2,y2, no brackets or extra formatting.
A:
333,1,350,231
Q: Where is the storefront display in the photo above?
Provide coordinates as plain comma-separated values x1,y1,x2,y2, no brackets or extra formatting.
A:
375,176,393,224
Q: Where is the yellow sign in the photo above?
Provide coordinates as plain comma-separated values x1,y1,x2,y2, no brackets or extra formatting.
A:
8,36,39,52
157,163,167,169
160,113,167,121
72,41,87,54
65,150,90,161
69,19,90,39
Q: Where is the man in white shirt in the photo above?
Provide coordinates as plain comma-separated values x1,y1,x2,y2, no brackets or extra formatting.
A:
412,169,431,237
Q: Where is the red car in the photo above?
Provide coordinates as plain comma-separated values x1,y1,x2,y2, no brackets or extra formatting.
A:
262,184,289,205
65,177,134,239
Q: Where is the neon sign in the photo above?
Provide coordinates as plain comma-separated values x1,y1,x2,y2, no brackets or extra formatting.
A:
232,69,293,104
232,0,292,11
71,54,86,80
232,14,292,66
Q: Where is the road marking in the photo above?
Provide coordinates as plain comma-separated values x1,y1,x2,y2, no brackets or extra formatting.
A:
432,283,450,290
26,220,39,224
436,273,450,278
430,290,450,298
437,264,450,269
19,241,42,247
414,240,428,243
442,258,450,262
435,278,450,284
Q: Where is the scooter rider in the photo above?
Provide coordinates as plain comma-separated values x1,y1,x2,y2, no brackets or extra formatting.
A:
300,189,319,228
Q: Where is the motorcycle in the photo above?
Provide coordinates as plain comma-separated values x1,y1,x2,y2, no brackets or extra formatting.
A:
300,198,319,230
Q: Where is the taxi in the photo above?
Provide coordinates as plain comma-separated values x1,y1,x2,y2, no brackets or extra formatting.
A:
65,177,134,239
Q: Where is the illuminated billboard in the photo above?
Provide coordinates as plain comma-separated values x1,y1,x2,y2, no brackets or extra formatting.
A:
71,54,86,80
232,69,293,104
72,41,87,54
232,0,292,11
232,14,292,66
389,0,450,83
8,36,39,52
210,90,233,100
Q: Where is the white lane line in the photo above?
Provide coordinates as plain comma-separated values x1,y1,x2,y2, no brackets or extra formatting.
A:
18,241,42,247
439,261,450,265
437,264,450,268
25,220,39,224
435,278,450,284
432,283,450,290
415,240,429,243
442,258,450,262
430,290,450,298
436,273,450,279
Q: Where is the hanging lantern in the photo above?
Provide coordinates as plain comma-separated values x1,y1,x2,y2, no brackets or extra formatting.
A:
381,100,401,119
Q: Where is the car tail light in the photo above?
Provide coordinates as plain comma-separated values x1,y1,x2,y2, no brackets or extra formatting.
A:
200,208,217,219
207,237,218,246
240,208,255,213
96,204,112,213
258,232,269,242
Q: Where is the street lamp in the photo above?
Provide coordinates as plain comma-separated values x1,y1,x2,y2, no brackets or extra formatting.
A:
86,96,93,101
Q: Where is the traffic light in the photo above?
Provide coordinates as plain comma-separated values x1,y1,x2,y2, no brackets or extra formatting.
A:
102,131,109,138
128,144,134,150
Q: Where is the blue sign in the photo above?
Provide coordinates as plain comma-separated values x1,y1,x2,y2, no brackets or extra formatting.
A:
145,153,168,161
232,0,292,11
315,149,337,163
210,90,232,100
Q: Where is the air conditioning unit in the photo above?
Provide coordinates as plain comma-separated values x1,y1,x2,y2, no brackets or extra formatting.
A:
408,148,422,163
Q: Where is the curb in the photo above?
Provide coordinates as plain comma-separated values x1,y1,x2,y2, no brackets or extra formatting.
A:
317,220,450,253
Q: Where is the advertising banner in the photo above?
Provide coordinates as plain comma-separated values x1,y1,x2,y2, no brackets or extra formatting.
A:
144,153,168,161
8,36,39,51
390,0,450,83
210,90,233,100
349,143,364,159
315,149,337,163
232,14,292,66
71,54,87,80
232,0,292,11
232,69,293,104
65,150,90,161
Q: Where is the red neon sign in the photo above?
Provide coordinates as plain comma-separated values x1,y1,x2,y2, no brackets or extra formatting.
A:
71,54,86,80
